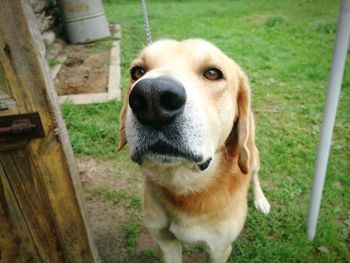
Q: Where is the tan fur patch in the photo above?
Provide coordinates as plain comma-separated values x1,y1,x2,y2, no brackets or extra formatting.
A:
157,149,250,215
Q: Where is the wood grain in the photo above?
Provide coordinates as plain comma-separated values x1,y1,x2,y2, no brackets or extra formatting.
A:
0,162,42,262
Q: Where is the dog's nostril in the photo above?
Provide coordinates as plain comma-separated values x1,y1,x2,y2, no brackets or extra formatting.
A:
160,90,186,111
130,94,147,111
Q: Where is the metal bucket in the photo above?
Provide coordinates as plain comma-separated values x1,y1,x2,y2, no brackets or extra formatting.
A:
58,0,110,44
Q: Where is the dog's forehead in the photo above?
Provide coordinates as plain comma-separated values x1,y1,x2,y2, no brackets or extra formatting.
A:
140,39,229,67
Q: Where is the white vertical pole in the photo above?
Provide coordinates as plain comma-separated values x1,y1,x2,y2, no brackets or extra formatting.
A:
307,0,350,241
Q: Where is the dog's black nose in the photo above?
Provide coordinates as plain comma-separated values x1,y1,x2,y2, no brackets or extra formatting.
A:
129,76,187,128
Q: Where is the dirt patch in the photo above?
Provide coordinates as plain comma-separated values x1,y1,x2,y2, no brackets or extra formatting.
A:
86,198,127,262
78,157,207,262
78,157,140,191
244,14,288,27
246,14,270,23
55,45,109,95
78,157,143,262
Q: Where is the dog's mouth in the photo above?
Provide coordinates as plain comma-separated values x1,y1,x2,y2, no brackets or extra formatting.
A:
131,141,211,171
149,141,201,160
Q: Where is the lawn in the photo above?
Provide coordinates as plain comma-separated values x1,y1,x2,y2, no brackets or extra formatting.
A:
62,0,350,262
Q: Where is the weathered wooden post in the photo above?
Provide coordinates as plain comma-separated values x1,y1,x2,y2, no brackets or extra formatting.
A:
0,0,99,261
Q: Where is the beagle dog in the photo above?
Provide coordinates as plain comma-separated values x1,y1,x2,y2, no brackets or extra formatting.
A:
119,39,270,263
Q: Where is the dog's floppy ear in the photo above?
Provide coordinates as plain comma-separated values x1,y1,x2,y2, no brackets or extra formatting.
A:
235,70,251,174
118,82,132,151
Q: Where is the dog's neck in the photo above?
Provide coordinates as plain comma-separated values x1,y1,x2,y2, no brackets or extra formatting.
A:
143,149,249,214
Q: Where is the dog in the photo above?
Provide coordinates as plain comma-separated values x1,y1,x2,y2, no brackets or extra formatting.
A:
118,39,271,263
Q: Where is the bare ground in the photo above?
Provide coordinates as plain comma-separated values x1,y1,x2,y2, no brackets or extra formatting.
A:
77,157,149,263
55,45,109,96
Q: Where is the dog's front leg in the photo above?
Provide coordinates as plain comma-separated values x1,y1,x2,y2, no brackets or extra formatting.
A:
207,244,232,263
148,228,182,263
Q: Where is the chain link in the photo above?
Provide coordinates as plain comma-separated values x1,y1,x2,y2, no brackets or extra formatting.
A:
141,0,152,45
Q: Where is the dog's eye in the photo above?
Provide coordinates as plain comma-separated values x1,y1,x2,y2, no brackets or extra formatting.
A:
130,66,146,81
204,68,223,81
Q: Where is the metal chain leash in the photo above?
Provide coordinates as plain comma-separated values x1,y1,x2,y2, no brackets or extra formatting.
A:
141,0,152,45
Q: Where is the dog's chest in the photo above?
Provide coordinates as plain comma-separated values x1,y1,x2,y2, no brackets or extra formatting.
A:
168,216,241,250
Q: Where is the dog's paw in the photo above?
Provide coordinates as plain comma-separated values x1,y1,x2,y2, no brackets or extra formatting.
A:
254,195,271,215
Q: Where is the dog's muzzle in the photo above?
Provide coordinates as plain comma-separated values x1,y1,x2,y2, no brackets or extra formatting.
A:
129,76,187,129
128,76,212,171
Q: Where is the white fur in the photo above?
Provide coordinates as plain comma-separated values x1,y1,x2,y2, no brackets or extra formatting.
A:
125,70,215,168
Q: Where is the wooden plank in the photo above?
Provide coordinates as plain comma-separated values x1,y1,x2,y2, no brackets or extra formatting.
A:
59,92,109,105
108,25,121,101
0,58,11,96
0,162,42,262
0,151,65,262
0,1,99,262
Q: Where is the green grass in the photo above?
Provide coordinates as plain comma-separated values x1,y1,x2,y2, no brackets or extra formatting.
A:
88,186,142,209
140,248,157,260
61,0,350,261
62,101,122,158
124,223,140,253
88,186,128,204
86,36,115,51
48,57,63,67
